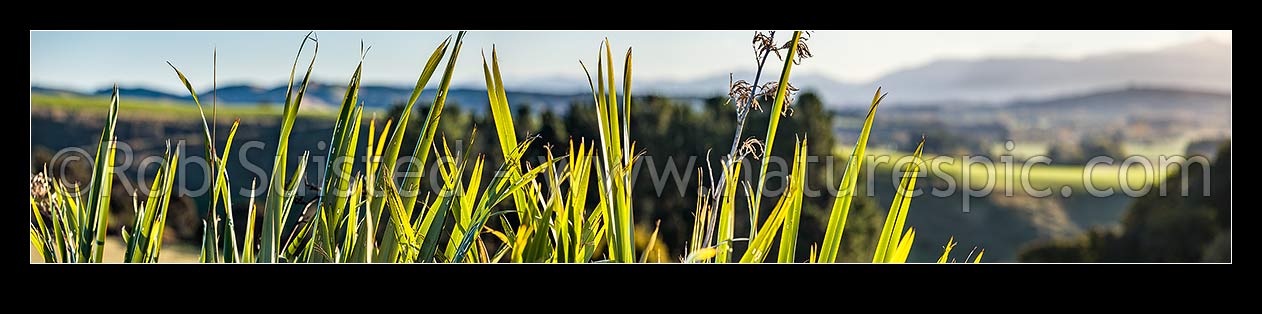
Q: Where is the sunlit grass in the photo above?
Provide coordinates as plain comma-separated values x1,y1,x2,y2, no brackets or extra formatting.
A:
845,145,1174,194
31,30,980,264
31,92,350,120
986,141,1196,161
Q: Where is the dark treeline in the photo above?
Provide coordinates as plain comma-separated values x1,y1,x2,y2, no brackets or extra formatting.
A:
1019,143,1231,262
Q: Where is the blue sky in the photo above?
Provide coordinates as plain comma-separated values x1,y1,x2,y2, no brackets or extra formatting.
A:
30,30,1231,93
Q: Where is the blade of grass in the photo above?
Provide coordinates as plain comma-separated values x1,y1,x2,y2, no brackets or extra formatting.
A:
451,155,561,262
217,120,241,262
399,31,466,216
580,39,636,263
242,179,259,263
379,32,467,263
777,137,808,263
936,236,957,263
638,220,661,263
819,88,888,263
371,35,451,262
444,155,485,261
874,138,924,263
124,162,161,263
315,55,367,262
259,33,318,263
31,227,52,262
275,152,312,262
739,190,793,263
889,228,916,263
147,145,180,262
81,85,120,263
714,161,742,262
414,137,471,262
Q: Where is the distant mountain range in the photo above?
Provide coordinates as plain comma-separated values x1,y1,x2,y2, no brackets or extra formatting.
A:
1008,86,1232,111
33,39,1230,110
33,83,605,114
624,39,1231,107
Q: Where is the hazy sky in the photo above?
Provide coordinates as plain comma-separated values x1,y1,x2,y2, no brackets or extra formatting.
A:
30,30,1231,93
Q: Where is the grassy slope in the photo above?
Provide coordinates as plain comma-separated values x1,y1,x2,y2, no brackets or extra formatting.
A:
989,141,1193,161
31,92,351,120
842,145,1173,194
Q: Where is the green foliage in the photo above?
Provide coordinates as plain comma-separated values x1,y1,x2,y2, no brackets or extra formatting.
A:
775,138,810,262
580,39,638,263
872,138,923,263
29,87,170,263
29,86,123,263
817,89,887,263
1019,143,1231,262
1047,133,1127,165
79,86,122,263
122,143,180,263
259,34,319,263
936,237,956,263
370,33,454,263
31,31,970,264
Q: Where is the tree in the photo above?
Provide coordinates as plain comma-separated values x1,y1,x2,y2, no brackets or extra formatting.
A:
1047,133,1126,165
1019,143,1231,262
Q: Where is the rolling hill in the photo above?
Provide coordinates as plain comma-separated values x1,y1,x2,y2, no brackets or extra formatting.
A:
1008,85,1232,111
47,83,601,114
633,39,1231,107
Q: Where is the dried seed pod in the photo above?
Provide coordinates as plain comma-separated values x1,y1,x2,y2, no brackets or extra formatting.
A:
740,137,766,161
31,172,50,200
752,31,777,61
757,81,801,116
727,73,756,112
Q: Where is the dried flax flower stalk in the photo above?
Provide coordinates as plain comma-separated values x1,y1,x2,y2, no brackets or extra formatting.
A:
728,73,757,112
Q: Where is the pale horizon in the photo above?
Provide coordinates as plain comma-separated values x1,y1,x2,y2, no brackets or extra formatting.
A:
31,30,1230,95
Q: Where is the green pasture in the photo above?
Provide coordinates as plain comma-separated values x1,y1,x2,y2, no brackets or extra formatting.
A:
31,92,347,120
842,145,1177,194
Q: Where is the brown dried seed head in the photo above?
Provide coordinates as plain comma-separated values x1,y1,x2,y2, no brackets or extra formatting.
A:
756,81,801,116
752,31,776,60
741,137,766,160
30,172,50,201
728,73,756,111
776,31,814,65
793,41,813,65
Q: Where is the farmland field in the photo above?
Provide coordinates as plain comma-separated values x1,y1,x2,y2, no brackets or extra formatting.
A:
845,145,1176,194
31,93,352,120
